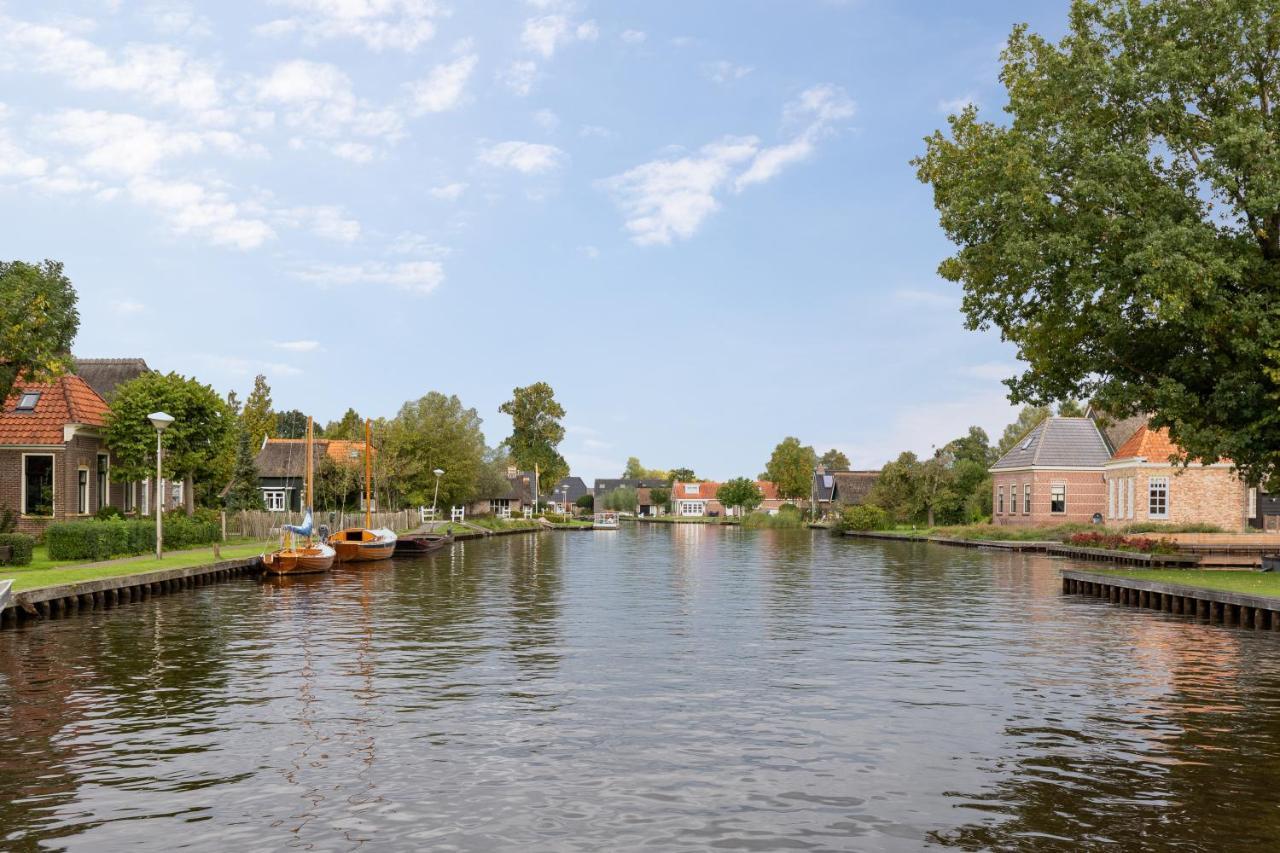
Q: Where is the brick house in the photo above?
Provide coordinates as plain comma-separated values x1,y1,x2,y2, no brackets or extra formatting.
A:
592,478,672,516
253,437,373,513
989,417,1111,526
1103,425,1253,532
468,467,535,518
671,480,800,517
0,374,129,536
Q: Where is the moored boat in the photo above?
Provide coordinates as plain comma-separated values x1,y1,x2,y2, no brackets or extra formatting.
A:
263,417,335,575
393,532,454,555
593,512,619,529
328,418,397,562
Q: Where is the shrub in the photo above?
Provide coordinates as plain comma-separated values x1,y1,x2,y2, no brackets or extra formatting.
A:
45,517,219,560
778,503,801,515
0,533,35,565
0,505,15,534
840,504,891,531
743,511,805,529
1123,521,1222,534
95,504,124,521
1066,531,1179,554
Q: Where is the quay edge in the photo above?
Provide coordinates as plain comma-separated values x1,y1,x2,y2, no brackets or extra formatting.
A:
1062,569,1280,630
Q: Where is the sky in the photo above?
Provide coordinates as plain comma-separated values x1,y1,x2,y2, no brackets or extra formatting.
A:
1,0,1073,482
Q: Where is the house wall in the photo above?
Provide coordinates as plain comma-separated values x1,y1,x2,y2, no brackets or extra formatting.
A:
3,436,111,536
991,470,1106,527
1104,464,1249,531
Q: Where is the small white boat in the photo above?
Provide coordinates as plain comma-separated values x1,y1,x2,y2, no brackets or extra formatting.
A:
593,512,619,529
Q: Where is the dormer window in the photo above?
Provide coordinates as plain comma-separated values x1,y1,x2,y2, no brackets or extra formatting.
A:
16,392,39,411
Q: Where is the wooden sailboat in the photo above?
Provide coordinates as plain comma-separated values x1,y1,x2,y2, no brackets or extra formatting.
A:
262,416,336,575
327,419,397,562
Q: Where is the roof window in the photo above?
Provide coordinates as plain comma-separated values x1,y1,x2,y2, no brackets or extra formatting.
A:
16,392,40,411
1021,435,1035,451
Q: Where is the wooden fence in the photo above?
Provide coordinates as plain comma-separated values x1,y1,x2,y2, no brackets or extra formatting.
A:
229,509,421,540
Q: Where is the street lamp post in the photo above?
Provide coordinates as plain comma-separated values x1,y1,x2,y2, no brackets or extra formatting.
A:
148,412,175,559
430,466,445,517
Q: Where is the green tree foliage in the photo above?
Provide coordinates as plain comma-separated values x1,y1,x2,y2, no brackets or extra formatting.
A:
385,392,488,509
819,449,850,470
668,467,696,483
761,437,818,499
224,429,265,511
240,374,275,452
915,0,1280,482
314,453,360,509
0,259,79,404
623,457,668,479
1056,400,1086,418
649,488,670,511
603,487,638,512
996,405,1052,457
499,382,568,494
718,477,763,516
105,372,235,510
575,493,596,511
276,409,308,439
325,407,362,440
839,504,891,532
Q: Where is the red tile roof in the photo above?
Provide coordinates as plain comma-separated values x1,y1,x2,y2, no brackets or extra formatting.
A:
673,480,782,500
1111,425,1183,462
0,374,111,445
265,438,374,464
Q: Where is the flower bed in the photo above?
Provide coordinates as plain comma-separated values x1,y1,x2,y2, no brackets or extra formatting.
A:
1066,531,1179,555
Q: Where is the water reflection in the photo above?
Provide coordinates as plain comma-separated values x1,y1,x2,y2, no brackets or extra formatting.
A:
1,530,1279,850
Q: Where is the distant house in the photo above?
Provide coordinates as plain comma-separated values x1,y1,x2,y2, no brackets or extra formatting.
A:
593,478,671,516
470,467,535,518
812,467,880,517
1103,425,1253,531
74,357,151,401
549,476,589,513
989,417,1112,526
0,374,133,535
254,437,372,512
671,480,798,517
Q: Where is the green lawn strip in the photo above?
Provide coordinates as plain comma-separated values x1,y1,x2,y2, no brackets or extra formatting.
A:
1087,569,1280,600
4,541,273,593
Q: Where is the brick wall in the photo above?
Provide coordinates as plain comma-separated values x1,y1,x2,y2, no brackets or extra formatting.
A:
992,470,1107,527
1105,464,1249,532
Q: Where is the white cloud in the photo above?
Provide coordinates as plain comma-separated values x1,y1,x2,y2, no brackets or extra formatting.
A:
579,124,613,138
2,18,226,122
295,260,444,294
521,14,596,58
840,392,1020,469
275,204,361,242
939,94,977,114
140,2,213,38
621,29,646,44
601,84,854,244
0,131,48,179
254,0,440,52
407,53,477,114
331,141,376,162
703,60,752,84
271,339,321,352
251,60,403,149
477,140,566,174
500,59,539,96
388,232,449,256
111,299,146,315
37,110,211,178
428,181,467,200
198,353,304,377
128,176,275,249
533,108,559,131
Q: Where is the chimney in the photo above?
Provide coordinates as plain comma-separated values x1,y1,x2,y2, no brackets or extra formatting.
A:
507,464,518,478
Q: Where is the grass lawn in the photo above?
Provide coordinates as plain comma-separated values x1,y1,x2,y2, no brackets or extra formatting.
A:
3,540,273,593
1091,569,1280,599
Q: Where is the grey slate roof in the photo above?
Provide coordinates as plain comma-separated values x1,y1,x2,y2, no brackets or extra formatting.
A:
74,357,151,401
990,417,1112,470
255,440,320,478
552,476,589,503
593,477,671,496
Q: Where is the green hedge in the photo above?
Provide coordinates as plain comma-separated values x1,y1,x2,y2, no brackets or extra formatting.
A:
839,504,891,532
0,533,35,566
45,518,221,561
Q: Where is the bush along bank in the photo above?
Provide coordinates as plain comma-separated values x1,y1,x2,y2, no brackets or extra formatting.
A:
1066,532,1179,555
0,533,35,566
45,516,222,561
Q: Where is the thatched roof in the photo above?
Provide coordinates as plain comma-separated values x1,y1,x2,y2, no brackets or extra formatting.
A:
831,471,879,505
74,358,151,401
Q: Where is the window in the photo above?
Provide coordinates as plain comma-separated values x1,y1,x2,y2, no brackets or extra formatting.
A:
1050,484,1066,514
1024,484,1031,514
97,454,109,511
124,481,136,513
1126,478,1135,519
264,490,286,512
1108,478,1116,518
78,468,89,514
1249,488,1258,520
22,454,54,516
1149,476,1169,519
997,486,1004,515
141,480,150,516
683,483,699,496
16,391,40,411
490,498,512,518
680,500,706,517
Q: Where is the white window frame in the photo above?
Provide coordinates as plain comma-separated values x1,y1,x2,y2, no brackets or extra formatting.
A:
1148,476,1169,519
680,500,706,517
142,479,150,516
490,498,512,518
20,452,56,517
1024,484,1031,515
124,481,136,513
263,490,287,512
1050,483,1066,514
77,467,90,515
683,484,699,496
1248,487,1258,520
96,453,110,512
1108,478,1116,519
997,486,1004,515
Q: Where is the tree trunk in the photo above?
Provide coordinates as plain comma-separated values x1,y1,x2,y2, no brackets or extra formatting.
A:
184,474,195,516
927,505,935,528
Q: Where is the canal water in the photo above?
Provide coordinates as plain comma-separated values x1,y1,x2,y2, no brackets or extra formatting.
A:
3,527,1280,851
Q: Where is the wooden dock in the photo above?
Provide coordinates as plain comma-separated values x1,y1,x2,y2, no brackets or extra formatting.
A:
1062,569,1280,630
843,531,1202,566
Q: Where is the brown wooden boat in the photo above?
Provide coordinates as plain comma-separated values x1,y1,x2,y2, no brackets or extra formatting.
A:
263,417,335,575
328,418,397,563
393,532,454,555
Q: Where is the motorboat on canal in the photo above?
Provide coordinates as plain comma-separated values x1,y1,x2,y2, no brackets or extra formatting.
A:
393,532,454,555
593,512,619,529
263,417,336,575
327,418,397,562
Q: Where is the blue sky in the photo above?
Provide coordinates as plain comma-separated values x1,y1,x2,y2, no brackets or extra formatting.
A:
2,0,1070,481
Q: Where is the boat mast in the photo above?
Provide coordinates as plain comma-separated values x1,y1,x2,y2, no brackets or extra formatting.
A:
306,415,314,543
364,418,372,530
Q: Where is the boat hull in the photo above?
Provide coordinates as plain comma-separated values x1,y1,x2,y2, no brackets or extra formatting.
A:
262,544,335,575
328,528,397,563
393,534,453,555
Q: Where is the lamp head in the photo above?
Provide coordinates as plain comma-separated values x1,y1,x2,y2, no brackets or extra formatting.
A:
433,468,444,477
148,411,175,432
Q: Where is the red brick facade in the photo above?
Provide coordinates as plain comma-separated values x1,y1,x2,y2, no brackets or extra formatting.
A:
1103,464,1250,532
991,470,1107,527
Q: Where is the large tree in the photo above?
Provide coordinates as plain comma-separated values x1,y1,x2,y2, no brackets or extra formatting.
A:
668,467,696,483
0,259,79,404
916,0,1280,483
385,392,488,509
761,437,818,499
325,407,362,440
499,382,568,493
240,374,275,451
819,449,851,471
623,457,668,480
105,372,235,513
718,477,763,517
224,429,265,511
276,409,308,439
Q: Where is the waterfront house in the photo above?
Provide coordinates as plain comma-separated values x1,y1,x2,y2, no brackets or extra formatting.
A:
671,480,799,517
989,416,1111,526
549,476,589,514
1103,425,1253,531
254,437,372,513
0,373,132,535
812,468,880,518
74,357,151,401
593,478,672,516
469,467,535,518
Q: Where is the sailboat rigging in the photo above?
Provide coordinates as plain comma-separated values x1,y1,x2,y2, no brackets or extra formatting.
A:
327,419,397,562
263,416,336,575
